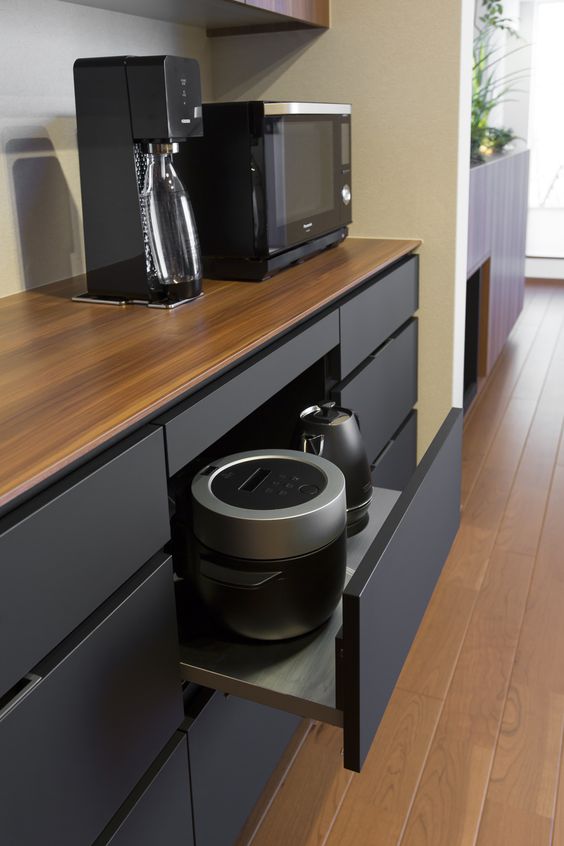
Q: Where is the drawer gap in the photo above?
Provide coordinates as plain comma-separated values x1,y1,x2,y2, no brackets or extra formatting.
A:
176,487,400,726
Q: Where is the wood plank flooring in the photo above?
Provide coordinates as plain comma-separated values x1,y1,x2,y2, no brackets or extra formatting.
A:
236,281,564,846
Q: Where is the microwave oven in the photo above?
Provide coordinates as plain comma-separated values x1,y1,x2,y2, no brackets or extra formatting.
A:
178,101,352,280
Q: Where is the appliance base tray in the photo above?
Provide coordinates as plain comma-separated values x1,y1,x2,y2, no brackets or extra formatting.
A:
204,227,348,282
72,292,203,309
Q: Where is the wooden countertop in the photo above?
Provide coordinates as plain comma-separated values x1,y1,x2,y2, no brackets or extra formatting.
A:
0,238,419,510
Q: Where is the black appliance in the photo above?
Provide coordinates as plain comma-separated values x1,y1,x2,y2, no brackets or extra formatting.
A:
297,402,373,535
188,450,347,640
73,55,203,308
179,101,352,280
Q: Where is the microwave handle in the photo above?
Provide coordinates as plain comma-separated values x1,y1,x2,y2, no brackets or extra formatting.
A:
250,155,266,250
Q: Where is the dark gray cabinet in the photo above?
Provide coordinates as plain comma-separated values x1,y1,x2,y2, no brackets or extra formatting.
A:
158,311,339,475
0,426,169,700
0,249,462,843
184,689,300,846
0,555,183,846
332,318,418,463
342,408,461,768
338,255,419,378
95,733,193,846
371,411,417,491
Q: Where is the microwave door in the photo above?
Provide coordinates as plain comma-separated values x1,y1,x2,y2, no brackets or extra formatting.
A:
263,114,345,254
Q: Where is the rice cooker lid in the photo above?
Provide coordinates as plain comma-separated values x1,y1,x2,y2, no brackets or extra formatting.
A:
191,449,346,560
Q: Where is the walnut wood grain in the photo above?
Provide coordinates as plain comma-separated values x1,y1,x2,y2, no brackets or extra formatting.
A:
480,467,564,829
208,0,329,34
325,689,442,846
477,801,552,845
244,0,329,26
0,238,419,510
400,548,534,846
395,580,476,700
496,368,564,557
246,722,353,846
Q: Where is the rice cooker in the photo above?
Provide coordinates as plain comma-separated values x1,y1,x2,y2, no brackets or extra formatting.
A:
190,449,347,640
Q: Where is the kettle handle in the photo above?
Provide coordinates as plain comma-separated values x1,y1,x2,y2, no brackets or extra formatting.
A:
300,433,325,456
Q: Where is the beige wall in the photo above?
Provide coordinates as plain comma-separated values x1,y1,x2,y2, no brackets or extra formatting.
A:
0,0,212,299
211,0,473,454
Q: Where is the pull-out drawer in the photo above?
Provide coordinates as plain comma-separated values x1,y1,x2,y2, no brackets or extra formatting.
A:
0,555,183,846
0,426,169,700
95,733,193,846
338,254,418,378
371,411,417,492
157,311,339,476
177,408,462,772
332,318,418,463
183,688,300,846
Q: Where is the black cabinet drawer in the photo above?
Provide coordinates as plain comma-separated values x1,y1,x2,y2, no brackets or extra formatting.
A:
339,254,418,378
332,318,418,463
0,427,169,700
371,411,417,491
96,733,193,846
184,689,300,846
0,555,183,846
157,311,339,476
178,409,462,772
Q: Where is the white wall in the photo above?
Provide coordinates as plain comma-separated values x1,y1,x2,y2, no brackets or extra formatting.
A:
0,0,212,298
474,0,532,137
211,0,474,453
503,1,534,143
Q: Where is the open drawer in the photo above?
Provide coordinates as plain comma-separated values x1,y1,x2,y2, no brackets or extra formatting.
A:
177,408,462,771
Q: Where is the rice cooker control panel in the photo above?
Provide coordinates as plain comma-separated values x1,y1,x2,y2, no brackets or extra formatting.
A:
208,457,327,510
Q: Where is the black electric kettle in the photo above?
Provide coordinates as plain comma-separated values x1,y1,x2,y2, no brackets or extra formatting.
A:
296,402,373,534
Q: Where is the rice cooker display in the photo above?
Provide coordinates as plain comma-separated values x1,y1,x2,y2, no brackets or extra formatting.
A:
210,456,326,509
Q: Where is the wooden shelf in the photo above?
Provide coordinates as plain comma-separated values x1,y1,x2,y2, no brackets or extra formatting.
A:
61,0,329,35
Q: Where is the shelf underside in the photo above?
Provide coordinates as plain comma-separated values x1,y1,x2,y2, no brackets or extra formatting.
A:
62,0,320,32
178,487,401,725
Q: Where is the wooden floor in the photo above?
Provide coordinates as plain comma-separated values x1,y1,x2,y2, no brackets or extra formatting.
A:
237,280,564,846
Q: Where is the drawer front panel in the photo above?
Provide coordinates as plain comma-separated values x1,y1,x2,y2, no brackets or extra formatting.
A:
0,555,183,846
159,311,339,476
342,408,462,770
186,690,300,846
371,411,417,491
0,427,170,700
339,255,418,378
98,734,193,846
333,318,418,463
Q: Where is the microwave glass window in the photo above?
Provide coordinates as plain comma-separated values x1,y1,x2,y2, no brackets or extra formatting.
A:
272,119,335,227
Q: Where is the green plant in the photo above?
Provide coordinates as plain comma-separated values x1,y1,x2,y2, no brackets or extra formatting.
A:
471,0,525,162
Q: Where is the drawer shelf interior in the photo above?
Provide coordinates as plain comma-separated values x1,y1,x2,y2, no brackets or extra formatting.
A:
176,487,400,726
